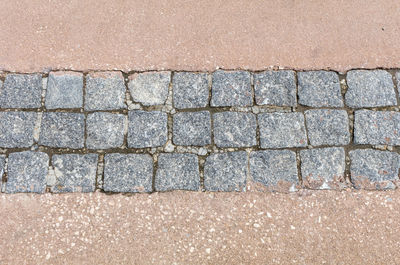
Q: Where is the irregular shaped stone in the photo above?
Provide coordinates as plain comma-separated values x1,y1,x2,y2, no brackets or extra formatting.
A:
173,72,209,109
0,74,42,108
173,111,211,146
128,72,170,106
45,71,83,109
0,111,37,148
0,155,5,179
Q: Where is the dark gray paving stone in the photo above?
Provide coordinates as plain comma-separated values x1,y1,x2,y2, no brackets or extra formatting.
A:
45,71,83,109
345,70,397,107
253,70,296,106
258,112,307,148
0,155,5,180
127,110,168,148
155,153,199,191
5,151,49,193
39,112,85,149
211,70,252,107
305,109,350,146
0,111,37,148
298,71,343,107
204,151,248,192
173,72,209,109
103,153,153,193
173,111,211,146
50,154,98,193
0,74,42,108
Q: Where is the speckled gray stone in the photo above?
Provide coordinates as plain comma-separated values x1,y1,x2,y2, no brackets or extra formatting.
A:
213,112,256,148
0,111,37,148
396,71,400,94
84,72,127,111
128,110,167,148
103,153,153,193
5,151,49,193
204,151,248,192
211,70,252,107
258,112,307,148
50,154,98,193
128,72,171,106
298,71,343,107
155,153,199,191
39,112,85,149
345,70,397,107
173,111,211,146
173,72,209,109
305,109,350,146
45,71,83,109
0,74,42,108
86,112,126,149
253,70,296,106
0,155,5,179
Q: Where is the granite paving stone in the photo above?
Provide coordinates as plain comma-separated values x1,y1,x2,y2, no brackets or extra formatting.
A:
173,72,209,109
45,71,83,109
0,74,42,108
0,155,5,179
0,111,37,148
396,71,400,94
173,111,211,146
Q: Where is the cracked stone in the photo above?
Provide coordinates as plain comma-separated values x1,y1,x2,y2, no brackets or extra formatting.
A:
173,72,209,109
45,71,83,109
128,72,171,106
0,74,42,108
0,111,37,148
173,111,211,146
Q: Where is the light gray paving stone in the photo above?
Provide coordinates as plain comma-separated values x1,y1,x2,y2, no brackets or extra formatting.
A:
39,112,85,149
0,155,5,180
84,72,127,111
305,109,350,146
50,154,98,193
45,71,83,109
155,153,199,191
103,153,153,193
0,111,37,148
204,151,248,192
396,71,400,94
298,71,343,107
345,70,397,107
253,70,296,106
173,111,211,146
0,74,42,108
258,112,307,148
5,151,49,193
211,70,252,107
173,72,209,109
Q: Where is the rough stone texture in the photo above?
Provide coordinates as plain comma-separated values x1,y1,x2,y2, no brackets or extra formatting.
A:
0,74,42,108
84,72,127,111
345,70,397,107
45,71,83,109
253,70,296,106
155,153,200,191
50,154,98,193
39,112,85,149
103,153,153,193
128,72,170,106
300,147,346,190
0,111,37,148
173,72,209,109
305,109,350,146
127,110,168,148
211,70,252,107
5,151,49,193
350,149,400,190
298,71,343,107
86,112,126,149
173,111,211,146
0,155,5,179
258,112,307,148
396,71,400,94
354,110,400,146
204,151,248,192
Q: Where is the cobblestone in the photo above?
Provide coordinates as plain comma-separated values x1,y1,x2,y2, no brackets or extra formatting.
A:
0,155,5,180
128,72,171,106
173,72,209,109
0,111,37,148
0,74,42,108
173,111,211,146
45,71,83,109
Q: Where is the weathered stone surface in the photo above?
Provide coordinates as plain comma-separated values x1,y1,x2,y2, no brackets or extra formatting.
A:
0,155,5,179
173,72,209,109
300,147,346,190
173,111,211,146
86,112,126,149
211,70,252,107
253,70,296,106
39,112,85,149
45,71,83,109
204,151,248,192
350,149,400,190
258,112,307,148
103,153,153,193
0,74,42,109
0,111,37,148
85,72,127,111
305,109,350,146
345,70,397,107
50,154,98,193
396,71,400,94
128,72,171,106
128,110,168,148
155,153,199,191
5,151,49,193
298,71,343,107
